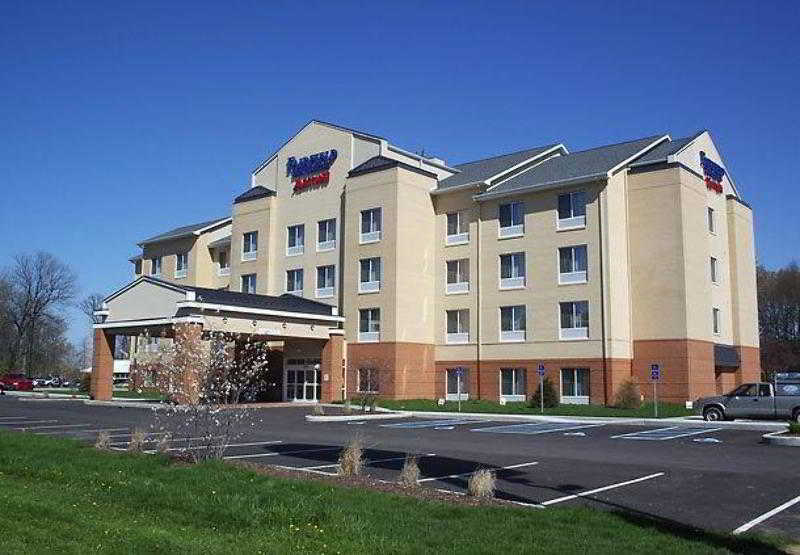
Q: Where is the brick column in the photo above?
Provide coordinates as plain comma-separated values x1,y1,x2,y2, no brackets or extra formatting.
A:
172,323,204,405
320,329,345,403
90,329,114,401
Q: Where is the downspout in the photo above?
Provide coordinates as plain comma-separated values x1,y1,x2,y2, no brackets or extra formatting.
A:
476,204,482,399
597,186,609,405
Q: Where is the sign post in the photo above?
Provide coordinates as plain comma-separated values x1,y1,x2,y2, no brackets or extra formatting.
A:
537,364,546,414
456,367,463,413
650,364,661,418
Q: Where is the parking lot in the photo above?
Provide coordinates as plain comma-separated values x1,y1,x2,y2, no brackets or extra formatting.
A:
2,396,799,540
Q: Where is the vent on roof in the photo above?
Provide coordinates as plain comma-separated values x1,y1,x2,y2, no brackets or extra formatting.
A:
427,157,447,166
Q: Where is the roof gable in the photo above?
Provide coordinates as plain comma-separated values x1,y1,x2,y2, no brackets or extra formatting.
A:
348,155,438,179
138,217,231,247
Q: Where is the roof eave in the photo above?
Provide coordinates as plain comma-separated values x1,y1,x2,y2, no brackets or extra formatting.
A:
430,181,485,196
473,173,608,202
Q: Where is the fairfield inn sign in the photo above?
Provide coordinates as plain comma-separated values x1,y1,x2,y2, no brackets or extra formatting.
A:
287,149,338,191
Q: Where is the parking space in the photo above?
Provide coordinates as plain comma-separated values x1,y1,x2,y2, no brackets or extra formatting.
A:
2,398,799,539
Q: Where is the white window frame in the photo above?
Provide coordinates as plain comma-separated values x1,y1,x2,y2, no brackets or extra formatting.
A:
360,207,382,244
242,231,258,261
445,368,469,401
712,307,721,335
707,207,715,234
446,309,469,344
499,252,526,290
317,218,336,252
287,224,305,256
358,367,379,394
710,256,718,284
446,259,470,294
561,368,590,404
316,265,335,299
499,305,526,342
241,273,257,294
358,308,380,343
286,269,304,296
500,368,526,402
446,211,469,245
559,301,589,340
558,245,588,285
150,257,162,277
557,191,587,231
498,201,524,238
174,253,188,279
359,257,381,294
217,250,230,276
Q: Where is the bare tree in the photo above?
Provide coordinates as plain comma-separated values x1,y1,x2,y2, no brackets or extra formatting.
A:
758,262,800,375
79,293,105,324
4,252,77,375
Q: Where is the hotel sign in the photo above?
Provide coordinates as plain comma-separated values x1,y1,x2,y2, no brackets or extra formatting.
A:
700,152,725,195
287,149,337,192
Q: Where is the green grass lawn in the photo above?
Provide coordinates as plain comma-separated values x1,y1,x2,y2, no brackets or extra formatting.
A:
0,431,784,554
376,399,694,418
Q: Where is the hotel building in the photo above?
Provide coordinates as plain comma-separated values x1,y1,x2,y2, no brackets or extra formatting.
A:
93,120,759,405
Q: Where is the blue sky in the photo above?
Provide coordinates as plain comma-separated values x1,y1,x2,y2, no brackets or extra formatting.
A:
1,1,798,345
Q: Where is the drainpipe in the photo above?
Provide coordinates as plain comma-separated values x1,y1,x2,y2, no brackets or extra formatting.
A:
597,186,609,405
476,204,482,399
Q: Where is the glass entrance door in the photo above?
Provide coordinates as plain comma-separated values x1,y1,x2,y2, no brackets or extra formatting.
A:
285,359,321,402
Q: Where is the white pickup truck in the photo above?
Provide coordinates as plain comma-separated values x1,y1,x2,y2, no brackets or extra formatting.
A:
695,375,800,422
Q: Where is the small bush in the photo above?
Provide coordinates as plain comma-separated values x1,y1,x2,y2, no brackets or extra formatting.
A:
94,431,111,450
155,433,172,454
398,456,420,487
529,377,559,409
312,404,325,416
127,429,147,452
79,373,91,393
614,380,642,409
343,400,353,415
338,437,364,476
788,422,800,435
467,468,495,498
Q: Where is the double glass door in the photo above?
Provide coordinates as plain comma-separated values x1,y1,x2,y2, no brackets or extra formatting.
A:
285,359,321,402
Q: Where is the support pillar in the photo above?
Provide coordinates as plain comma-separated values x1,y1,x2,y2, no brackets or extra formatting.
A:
90,328,114,401
321,329,345,403
172,323,204,405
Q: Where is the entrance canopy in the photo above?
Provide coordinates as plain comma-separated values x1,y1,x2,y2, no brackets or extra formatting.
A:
94,276,344,340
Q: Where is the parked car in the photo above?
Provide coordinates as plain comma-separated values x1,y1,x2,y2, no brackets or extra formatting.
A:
695,375,800,422
33,377,48,387
0,374,35,392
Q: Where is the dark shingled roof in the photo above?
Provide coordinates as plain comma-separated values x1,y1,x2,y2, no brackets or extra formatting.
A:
437,144,562,190
629,135,696,166
714,344,741,368
233,185,276,204
482,135,665,197
138,217,230,246
348,155,438,179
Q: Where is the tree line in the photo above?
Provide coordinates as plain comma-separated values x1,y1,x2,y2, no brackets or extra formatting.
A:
758,262,800,374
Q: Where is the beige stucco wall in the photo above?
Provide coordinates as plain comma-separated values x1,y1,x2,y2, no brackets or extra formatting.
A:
726,198,759,348
230,196,272,294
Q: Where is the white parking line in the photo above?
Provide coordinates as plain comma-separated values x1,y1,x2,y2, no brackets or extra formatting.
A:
418,461,539,483
0,416,29,420
35,428,130,435
540,472,665,506
611,427,721,441
224,447,341,460
144,440,283,454
108,434,222,447
471,423,604,435
272,465,338,477
0,420,58,426
13,423,93,431
302,453,437,471
732,493,800,534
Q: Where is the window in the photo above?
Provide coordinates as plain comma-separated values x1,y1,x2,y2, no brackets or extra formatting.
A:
359,308,380,342
175,253,188,279
218,250,230,276
446,211,469,245
557,191,587,230
498,201,524,237
559,246,588,284
731,384,758,397
150,257,162,277
446,309,469,344
359,257,381,293
501,368,526,401
560,301,589,340
710,257,718,284
134,260,142,275
316,265,335,298
446,259,470,294
707,207,715,233
360,208,382,243
713,307,721,335
446,367,469,401
317,218,336,251
358,368,379,394
500,305,526,342
499,252,526,289
242,231,258,261
287,224,305,256
286,269,304,295
241,273,257,294
561,368,590,404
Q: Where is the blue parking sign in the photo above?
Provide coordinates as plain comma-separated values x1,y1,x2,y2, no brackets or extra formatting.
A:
650,364,661,381
537,364,545,377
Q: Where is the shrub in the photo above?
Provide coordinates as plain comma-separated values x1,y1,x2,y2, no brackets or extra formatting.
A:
155,433,172,454
127,429,147,452
398,456,420,488
94,431,111,450
312,404,325,416
342,401,353,416
79,373,91,393
614,380,642,409
788,422,800,435
529,378,559,409
467,468,495,498
338,437,364,476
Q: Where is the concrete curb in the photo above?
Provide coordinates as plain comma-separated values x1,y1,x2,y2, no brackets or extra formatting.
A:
6,391,86,399
18,397,85,402
762,430,800,446
306,412,411,422
83,400,163,410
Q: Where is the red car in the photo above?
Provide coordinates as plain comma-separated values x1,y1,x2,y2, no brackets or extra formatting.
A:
0,374,34,391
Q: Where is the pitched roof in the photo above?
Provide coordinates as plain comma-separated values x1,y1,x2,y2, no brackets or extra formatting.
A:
184,284,337,317
138,217,231,246
347,155,438,179
481,135,665,198
207,236,231,249
233,185,276,204
437,144,562,190
629,132,704,167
